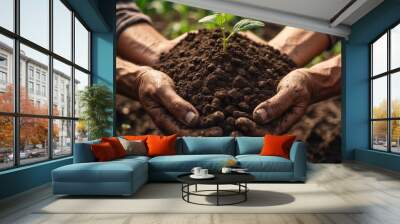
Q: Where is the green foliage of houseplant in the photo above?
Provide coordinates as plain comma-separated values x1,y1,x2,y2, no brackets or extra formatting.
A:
79,84,113,140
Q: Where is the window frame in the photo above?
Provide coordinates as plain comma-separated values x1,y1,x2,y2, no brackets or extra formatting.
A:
0,0,92,171
370,20,400,154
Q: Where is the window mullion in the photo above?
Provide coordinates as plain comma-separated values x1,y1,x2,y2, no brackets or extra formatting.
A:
71,10,76,155
388,30,391,152
48,0,54,160
13,0,21,167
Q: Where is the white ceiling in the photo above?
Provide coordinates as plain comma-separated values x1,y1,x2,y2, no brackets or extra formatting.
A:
229,0,352,22
167,0,384,38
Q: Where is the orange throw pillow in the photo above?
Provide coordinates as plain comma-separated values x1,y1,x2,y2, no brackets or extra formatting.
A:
260,135,296,159
123,135,148,141
91,142,117,162
101,137,126,158
146,134,177,157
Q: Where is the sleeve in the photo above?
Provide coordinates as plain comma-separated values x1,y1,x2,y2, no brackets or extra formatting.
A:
116,0,152,38
327,35,340,49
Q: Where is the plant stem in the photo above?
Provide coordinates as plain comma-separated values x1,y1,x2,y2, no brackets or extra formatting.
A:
222,26,227,52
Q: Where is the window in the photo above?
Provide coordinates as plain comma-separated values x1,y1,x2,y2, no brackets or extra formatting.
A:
0,116,14,170
0,54,7,67
53,59,72,117
74,17,90,70
0,0,91,170
53,0,72,60
0,54,8,90
0,71,7,84
28,67,34,80
28,81,34,94
0,0,14,32
20,0,49,49
42,85,46,97
35,70,41,81
0,35,13,113
35,84,40,96
74,69,89,118
371,23,400,154
53,119,72,158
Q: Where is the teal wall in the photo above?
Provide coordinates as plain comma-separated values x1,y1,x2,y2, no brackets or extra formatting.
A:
344,0,400,171
0,0,116,199
91,0,116,135
0,158,72,199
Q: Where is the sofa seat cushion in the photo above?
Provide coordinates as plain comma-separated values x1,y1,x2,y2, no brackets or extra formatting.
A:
53,159,147,183
236,155,293,172
149,154,235,172
117,155,150,162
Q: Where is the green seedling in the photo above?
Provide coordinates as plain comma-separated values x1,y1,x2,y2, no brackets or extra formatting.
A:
199,13,264,52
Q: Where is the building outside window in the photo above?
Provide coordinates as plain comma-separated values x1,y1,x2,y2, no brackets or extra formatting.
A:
28,66,34,80
0,0,91,170
28,81,34,94
35,70,40,81
370,23,400,154
41,73,46,83
41,85,46,97
0,54,7,90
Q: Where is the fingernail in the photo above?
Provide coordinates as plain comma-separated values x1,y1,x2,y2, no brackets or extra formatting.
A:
255,109,267,121
185,112,196,124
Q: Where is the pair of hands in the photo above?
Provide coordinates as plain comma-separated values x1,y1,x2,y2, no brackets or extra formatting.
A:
131,33,312,136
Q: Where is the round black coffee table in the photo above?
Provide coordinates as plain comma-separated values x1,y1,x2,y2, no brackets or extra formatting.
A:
177,173,255,206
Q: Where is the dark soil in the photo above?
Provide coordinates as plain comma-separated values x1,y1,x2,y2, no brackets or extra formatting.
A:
116,94,161,136
155,29,296,135
290,97,342,163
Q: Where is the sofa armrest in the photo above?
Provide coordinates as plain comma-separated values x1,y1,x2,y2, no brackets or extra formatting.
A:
73,140,100,163
289,141,307,181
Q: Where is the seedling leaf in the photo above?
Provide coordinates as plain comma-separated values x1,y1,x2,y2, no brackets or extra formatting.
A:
232,19,264,33
199,14,218,24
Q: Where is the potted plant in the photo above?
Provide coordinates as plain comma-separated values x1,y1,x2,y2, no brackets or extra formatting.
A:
79,84,113,140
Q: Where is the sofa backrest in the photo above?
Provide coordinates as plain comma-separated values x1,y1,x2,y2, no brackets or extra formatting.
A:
235,137,263,155
178,137,235,155
74,136,266,162
73,139,100,163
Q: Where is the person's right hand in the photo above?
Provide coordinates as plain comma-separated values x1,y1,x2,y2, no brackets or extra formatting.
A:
117,57,223,136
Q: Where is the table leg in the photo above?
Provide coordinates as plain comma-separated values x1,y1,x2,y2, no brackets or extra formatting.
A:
245,183,247,201
187,184,190,202
217,184,219,206
195,184,198,192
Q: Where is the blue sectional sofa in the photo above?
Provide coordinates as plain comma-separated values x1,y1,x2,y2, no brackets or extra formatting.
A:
52,137,307,196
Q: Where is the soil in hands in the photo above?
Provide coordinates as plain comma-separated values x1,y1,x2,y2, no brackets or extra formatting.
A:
155,29,296,135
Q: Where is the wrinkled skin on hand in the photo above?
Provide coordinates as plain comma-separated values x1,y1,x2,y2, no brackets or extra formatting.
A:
236,69,312,135
236,55,341,136
116,58,223,136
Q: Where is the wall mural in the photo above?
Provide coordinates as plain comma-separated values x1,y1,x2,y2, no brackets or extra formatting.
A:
115,0,342,163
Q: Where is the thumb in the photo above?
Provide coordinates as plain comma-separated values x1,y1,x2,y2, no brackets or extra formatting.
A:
156,85,200,127
253,89,294,124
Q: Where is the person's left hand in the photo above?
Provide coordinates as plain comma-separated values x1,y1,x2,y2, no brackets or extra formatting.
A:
235,68,312,136
235,54,341,136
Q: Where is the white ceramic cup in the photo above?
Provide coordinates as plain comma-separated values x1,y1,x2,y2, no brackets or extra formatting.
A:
221,167,232,174
200,169,208,176
191,167,202,176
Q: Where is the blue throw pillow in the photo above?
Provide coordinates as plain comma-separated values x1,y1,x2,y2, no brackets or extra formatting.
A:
236,137,263,155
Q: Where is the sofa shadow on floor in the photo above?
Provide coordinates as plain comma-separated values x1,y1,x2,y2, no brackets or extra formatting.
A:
204,190,295,207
